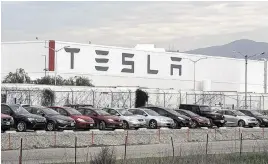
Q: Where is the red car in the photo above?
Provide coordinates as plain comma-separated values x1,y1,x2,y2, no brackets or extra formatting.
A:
48,106,95,130
1,114,14,132
77,107,123,130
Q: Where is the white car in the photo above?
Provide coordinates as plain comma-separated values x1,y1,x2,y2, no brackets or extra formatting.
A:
102,108,147,129
215,109,259,127
128,108,175,129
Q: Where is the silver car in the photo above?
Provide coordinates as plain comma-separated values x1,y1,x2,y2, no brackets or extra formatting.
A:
128,108,175,129
102,108,147,129
215,109,259,127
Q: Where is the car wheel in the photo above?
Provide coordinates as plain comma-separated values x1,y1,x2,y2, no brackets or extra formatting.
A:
122,121,129,129
191,120,198,128
46,122,55,131
172,120,180,129
99,121,106,130
257,120,262,127
17,121,27,132
238,120,245,127
149,120,157,129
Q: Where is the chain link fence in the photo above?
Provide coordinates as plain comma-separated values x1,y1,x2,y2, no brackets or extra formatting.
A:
1,128,268,164
1,84,268,110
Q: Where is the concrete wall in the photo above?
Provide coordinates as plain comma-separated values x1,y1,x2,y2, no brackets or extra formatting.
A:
2,128,268,150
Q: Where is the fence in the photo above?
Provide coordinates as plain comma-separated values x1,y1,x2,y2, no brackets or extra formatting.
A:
1,84,268,110
1,128,268,164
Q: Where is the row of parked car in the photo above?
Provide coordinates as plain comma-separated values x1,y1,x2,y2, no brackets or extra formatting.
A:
1,103,268,132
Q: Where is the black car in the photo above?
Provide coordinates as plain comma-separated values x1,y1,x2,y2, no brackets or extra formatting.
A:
239,110,268,127
25,106,76,131
1,104,46,132
179,104,226,127
143,106,192,128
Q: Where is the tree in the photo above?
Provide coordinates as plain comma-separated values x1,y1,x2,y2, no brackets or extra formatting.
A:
2,68,31,83
135,89,149,108
75,76,94,86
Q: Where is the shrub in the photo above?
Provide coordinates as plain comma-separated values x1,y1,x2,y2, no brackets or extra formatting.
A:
90,147,116,164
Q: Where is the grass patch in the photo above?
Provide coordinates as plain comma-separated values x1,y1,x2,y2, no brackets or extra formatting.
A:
47,152,268,164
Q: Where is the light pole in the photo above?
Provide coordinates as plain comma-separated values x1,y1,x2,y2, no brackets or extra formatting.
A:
186,57,208,91
45,45,70,85
259,58,267,93
233,51,265,109
41,55,48,77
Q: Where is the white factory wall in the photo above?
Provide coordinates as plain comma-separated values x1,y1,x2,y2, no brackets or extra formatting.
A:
1,41,267,93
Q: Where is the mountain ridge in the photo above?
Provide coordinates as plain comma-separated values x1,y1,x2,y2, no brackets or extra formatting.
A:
183,39,268,60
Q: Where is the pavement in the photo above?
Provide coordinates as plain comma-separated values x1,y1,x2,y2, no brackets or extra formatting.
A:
2,139,268,164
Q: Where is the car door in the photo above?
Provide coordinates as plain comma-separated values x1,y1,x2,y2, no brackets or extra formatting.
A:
224,111,237,126
136,110,150,123
84,109,99,123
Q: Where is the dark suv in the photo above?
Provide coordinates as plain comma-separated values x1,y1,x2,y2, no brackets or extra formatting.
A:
143,106,192,128
1,104,46,132
179,104,226,127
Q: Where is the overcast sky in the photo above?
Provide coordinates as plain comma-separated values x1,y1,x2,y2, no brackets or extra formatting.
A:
2,1,268,51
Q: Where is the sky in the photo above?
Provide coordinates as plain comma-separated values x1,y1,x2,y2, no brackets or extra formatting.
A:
2,1,268,51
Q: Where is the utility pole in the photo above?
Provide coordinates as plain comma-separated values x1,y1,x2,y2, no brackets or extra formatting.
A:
42,55,47,77
259,58,267,93
233,51,265,109
186,57,208,91
44,46,70,85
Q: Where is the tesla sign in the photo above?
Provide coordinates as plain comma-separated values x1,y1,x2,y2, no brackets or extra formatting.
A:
58,46,184,79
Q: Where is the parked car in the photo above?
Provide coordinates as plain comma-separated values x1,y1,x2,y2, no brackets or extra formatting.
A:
24,106,76,131
143,106,192,128
175,109,211,128
1,104,46,132
102,108,147,129
215,109,259,127
239,110,268,127
259,110,268,116
127,108,174,129
179,104,226,127
1,114,14,132
48,106,95,130
77,107,123,130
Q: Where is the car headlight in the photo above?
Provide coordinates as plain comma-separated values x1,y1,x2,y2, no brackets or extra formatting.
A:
57,119,66,124
28,118,36,122
263,118,268,122
77,118,86,122
107,119,114,122
178,117,185,121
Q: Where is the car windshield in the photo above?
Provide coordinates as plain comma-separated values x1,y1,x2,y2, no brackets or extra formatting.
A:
117,109,133,116
200,106,211,112
144,109,160,116
64,107,82,115
178,110,198,116
39,107,60,115
165,108,182,116
251,111,263,116
95,110,111,116
10,105,30,114
232,111,246,116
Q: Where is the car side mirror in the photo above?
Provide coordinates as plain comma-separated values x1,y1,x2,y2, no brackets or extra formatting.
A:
93,113,97,116
116,113,120,116
143,113,148,117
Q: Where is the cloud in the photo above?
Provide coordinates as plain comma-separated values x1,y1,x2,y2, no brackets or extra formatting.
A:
2,1,268,51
